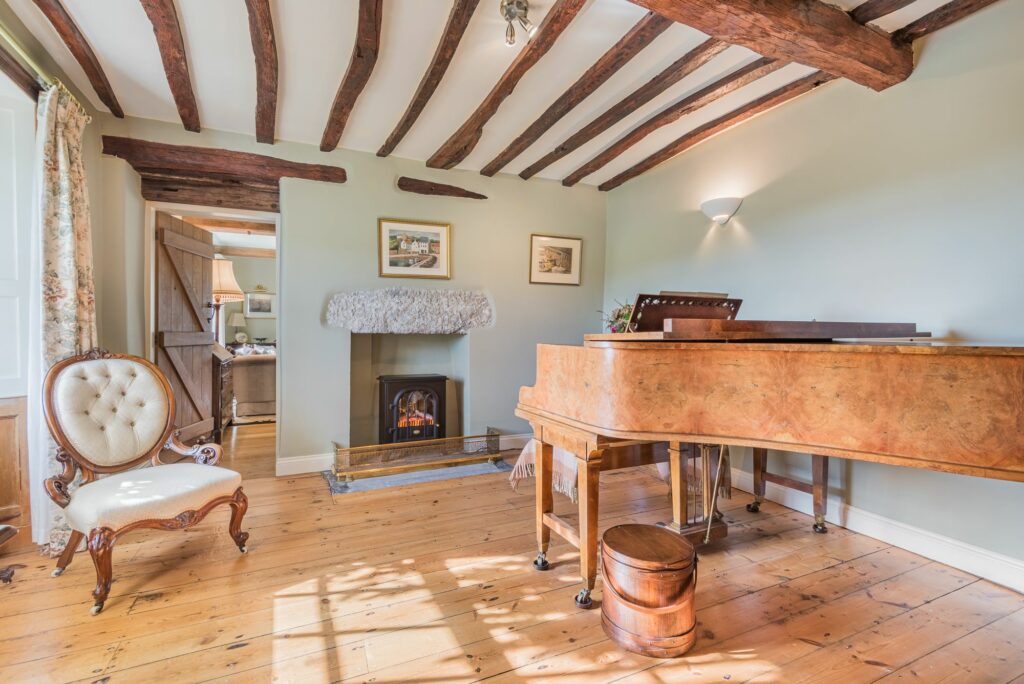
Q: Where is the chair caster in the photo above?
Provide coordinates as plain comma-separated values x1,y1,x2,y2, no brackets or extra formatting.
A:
813,522,828,534
746,501,761,513
574,589,593,609
533,553,549,571
90,602,104,616
52,567,65,577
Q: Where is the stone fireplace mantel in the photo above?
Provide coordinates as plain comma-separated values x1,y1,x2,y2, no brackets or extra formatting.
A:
326,287,494,335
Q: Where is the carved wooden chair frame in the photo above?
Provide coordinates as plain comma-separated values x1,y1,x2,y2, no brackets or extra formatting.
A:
42,349,249,614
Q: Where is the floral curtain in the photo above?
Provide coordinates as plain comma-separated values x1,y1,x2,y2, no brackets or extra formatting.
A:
28,84,97,553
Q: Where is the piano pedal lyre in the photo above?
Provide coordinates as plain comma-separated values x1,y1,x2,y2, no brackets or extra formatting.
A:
658,442,730,544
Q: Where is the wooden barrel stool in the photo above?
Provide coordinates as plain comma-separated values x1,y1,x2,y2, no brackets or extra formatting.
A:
600,523,697,658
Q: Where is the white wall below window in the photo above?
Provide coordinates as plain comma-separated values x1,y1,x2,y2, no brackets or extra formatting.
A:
604,2,1024,563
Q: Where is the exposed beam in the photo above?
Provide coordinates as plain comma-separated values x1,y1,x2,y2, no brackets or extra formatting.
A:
187,219,276,236
518,38,727,180
598,71,836,192
140,0,200,131
244,0,278,144
397,176,487,200
563,57,784,187
102,136,347,185
850,0,917,24
215,246,276,259
426,0,588,170
321,0,382,152
377,0,480,158
32,0,124,117
0,42,42,100
140,178,280,212
894,0,1001,43
627,0,912,91
480,11,672,177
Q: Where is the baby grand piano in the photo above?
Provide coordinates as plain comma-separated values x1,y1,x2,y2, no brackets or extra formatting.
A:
515,301,1024,608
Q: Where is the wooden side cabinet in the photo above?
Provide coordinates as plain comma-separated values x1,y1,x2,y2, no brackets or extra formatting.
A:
0,396,31,552
212,346,234,442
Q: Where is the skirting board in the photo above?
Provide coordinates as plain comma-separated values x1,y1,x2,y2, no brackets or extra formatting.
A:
731,467,1024,594
275,433,532,477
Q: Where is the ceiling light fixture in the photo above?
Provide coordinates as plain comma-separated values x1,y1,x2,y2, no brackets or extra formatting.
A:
700,197,743,225
500,0,536,47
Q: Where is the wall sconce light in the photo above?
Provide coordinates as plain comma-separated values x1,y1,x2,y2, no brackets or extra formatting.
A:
700,197,743,225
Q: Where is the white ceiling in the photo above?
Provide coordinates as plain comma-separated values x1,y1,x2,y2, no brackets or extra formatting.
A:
8,0,952,188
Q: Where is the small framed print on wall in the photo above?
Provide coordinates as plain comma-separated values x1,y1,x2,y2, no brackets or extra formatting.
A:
244,289,277,318
529,234,582,286
378,218,451,279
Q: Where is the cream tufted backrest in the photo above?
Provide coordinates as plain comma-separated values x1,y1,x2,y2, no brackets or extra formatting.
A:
51,358,171,467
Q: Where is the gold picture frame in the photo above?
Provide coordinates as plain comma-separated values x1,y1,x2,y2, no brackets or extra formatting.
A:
529,233,582,286
378,218,451,280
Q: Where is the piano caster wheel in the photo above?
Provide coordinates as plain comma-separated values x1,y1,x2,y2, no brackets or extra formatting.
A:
90,602,104,616
574,589,593,609
51,567,65,578
746,501,761,513
813,522,828,534
533,553,550,571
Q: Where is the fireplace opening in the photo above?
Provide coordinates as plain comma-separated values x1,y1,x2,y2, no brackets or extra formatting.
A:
379,374,447,444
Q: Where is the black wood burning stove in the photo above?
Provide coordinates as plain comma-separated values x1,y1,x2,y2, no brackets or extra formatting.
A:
379,374,447,444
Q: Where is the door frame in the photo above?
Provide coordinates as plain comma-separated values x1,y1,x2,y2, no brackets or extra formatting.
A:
143,201,281,458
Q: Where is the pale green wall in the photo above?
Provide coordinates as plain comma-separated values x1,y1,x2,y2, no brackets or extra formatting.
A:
90,117,606,461
603,1,1024,560
222,256,278,343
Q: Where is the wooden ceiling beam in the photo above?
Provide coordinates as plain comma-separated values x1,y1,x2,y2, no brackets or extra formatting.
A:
377,0,480,158
102,136,347,185
321,0,382,152
627,0,912,91
563,56,784,187
0,42,42,100
214,246,276,259
140,0,200,132
518,38,727,180
140,177,280,212
244,0,278,144
397,176,487,200
598,71,836,192
480,11,672,177
426,0,588,170
850,0,917,25
894,0,1001,43
32,0,123,117
186,219,276,236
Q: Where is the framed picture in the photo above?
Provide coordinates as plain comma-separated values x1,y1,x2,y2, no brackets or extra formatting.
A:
244,290,276,318
378,218,451,279
529,234,582,286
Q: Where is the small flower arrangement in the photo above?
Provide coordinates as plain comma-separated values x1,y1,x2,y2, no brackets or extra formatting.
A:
601,301,633,334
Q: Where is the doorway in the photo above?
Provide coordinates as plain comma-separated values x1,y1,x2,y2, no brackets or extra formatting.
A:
144,202,280,479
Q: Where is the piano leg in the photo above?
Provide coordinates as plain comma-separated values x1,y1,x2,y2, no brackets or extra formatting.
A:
575,453,602,609
812,455,829,533
747,448,767,513
533,440,553,570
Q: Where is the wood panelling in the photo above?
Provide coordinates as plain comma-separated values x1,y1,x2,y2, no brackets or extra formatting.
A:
0,397,30,551
627,0,913,91
377,0,480,158
31,0,123,117
426,0,588,170
320,0,383,152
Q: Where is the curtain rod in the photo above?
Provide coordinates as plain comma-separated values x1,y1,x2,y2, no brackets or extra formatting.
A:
0,20,54,87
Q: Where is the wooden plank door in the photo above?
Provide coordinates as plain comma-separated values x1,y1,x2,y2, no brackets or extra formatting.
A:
155,211,216,441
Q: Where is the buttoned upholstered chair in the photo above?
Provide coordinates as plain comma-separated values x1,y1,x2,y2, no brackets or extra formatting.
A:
42,349,249,615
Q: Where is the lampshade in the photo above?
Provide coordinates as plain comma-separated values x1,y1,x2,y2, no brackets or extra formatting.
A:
227,312,247,327
212,258,244,303
700,197,743,225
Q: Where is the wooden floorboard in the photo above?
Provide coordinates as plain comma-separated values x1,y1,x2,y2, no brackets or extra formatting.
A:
0,426,1020,683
